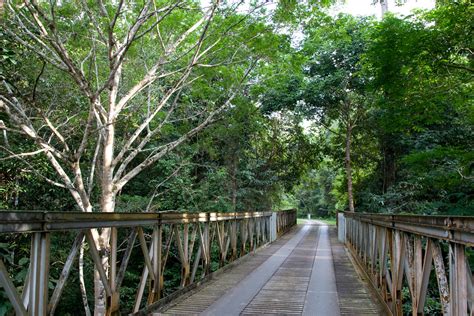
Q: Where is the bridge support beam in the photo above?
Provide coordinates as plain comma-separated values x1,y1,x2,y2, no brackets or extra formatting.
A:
29,232,51,316
270,212,277,242
337,212,346,243
0,210,298,315
449,243,467,315
342,212,473,316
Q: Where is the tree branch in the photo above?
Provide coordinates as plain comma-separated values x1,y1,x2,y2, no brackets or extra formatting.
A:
114,57,256,192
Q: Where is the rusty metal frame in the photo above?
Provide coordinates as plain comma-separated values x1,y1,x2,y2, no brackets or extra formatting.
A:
276,209,297,236
0,209,297,315
344,212,474,245
342,212,473,316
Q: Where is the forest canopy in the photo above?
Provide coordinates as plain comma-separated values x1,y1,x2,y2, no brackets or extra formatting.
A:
0,0,472,216
0,1,473,314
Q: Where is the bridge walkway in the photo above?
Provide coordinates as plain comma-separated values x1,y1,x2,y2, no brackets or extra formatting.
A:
157,221,383,315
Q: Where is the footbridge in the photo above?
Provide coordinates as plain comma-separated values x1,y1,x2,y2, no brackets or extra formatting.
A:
0,210,472,315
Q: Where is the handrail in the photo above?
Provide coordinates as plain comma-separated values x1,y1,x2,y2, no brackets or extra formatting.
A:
0,210,273,233
275,208,297,236
339,212,473,316
0,209,296,315
344,212,474,245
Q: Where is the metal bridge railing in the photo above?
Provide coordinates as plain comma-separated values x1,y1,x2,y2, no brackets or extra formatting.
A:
276,208,298,236
0,209,297,315
338,212,473,316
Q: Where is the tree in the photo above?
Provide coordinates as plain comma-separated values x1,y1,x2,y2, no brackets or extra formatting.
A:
357,2,474,214
303,15,375,212
192,101,317,212
261,14,374,212
0,0,284,312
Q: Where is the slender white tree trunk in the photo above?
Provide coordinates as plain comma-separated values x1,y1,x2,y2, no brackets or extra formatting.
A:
2,2,255,313
380,0,389,16
93,60,121,313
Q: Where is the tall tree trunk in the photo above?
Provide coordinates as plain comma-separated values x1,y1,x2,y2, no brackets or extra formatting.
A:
94,65,120,314
93,144,116,314
230,156,238,211
345,125,355,212
381,140,397,193
380,0,389,16
93,195,116,314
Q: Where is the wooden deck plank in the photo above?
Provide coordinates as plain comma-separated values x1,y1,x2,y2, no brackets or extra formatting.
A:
243,224,319,316
159,227,299,315
157,223,384,316
329,227,385,315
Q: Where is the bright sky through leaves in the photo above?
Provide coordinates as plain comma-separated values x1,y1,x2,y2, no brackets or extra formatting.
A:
332,0,435,18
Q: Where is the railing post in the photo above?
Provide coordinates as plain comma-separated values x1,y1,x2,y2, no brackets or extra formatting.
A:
217,221,226,267
203,213,211,275
255,217,262,247
337,212,346,243
270,212,277,242
240,218,248,255
152,223,162,301
230,218,237,261
108,227,119,315
449,243,467,315
265,215,269,242
29,232,50,316
249,217,254,251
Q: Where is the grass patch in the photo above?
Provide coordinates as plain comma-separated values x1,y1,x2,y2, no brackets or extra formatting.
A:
297,217,337,226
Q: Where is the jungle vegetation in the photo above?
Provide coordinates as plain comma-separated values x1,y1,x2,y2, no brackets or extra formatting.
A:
0,0,472,314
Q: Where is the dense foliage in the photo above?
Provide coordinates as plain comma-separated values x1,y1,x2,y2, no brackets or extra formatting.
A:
0,0,472,314
0,0,316,213
3,2,469,216
263,2,473,216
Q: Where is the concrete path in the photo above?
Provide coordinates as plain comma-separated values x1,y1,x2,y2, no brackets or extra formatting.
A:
303,225,340,315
